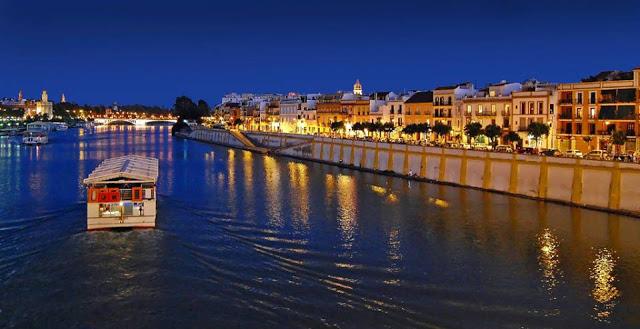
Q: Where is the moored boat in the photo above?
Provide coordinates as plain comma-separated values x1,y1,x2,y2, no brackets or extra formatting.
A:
83,155,159,230
22,131,48,145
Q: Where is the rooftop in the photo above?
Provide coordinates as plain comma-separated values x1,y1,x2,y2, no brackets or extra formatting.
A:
83,155,159,184
405,91,434,103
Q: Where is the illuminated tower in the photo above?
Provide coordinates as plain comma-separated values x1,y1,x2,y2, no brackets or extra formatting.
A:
353,79,363,96
18,90,23,102
61,93,66,103
41,90,48,102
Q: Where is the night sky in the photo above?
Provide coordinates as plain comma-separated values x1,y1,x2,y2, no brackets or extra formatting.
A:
1,0,639,106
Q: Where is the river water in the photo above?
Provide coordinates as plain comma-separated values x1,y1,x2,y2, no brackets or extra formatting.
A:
0,126,638,328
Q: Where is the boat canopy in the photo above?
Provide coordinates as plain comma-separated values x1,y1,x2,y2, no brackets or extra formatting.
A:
83,155,159,185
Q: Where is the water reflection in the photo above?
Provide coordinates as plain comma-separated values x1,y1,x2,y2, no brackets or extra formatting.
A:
537,228,562,301
1,126,640,328
264,155,282,227
590,248,620,322
336,174,357,247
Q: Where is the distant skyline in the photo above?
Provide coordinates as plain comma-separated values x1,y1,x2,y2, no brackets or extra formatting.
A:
1,0,639,106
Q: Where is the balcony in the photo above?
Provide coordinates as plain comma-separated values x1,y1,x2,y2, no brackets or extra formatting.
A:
558,98,573,105
559,113,573,120
475,111,496,116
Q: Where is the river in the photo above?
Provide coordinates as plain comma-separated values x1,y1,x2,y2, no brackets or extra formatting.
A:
0,125,638,328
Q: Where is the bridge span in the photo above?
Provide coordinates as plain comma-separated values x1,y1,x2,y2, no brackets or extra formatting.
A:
93,118,177,126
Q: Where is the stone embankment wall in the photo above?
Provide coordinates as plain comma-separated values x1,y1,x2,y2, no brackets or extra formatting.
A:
278,136,640,216
179,128,253,150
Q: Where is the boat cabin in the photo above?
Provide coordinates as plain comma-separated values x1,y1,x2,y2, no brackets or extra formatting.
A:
83,155,159,230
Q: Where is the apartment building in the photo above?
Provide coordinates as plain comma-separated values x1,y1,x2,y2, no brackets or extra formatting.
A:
404,91,433,125
433,82,476,140
556,68,640,152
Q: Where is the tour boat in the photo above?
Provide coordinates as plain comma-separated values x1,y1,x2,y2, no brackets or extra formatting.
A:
52,122,68,131
22,131,48,145
83,155,159,230
26,122,53,132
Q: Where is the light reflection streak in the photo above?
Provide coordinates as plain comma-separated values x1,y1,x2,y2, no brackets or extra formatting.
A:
263,156,282,227
536,228,562,301
288,162,309,228
590,248,619,322
336,175,357,246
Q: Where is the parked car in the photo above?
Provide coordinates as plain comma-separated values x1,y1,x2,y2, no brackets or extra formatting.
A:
564,149,583,158
494,145,514,153
541,148,562,157
612,153,633,162
473,144,492,151
584,150,609,160
517,147,537,155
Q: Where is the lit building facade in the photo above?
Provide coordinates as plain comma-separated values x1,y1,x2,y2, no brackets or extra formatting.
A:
556,68,640,153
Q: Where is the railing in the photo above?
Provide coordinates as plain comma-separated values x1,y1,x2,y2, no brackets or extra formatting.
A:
475,111,496,116
558,98,573,104
559,113,573,119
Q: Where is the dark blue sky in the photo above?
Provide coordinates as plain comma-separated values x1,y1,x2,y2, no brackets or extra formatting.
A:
1,0,639,106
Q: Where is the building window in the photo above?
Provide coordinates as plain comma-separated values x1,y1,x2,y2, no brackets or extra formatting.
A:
478,105,483,114
505,104,510,115
589,107,595,119
529,102,534,115
466,105,472,115
576,107,582,119
491,104,496,115
398,105,402,114
538,102,544,114
576,92,583,104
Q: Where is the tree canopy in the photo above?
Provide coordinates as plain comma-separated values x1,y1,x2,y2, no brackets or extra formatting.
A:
432,122,452,140
527,122,550,148
484,124,502,146
463,122,483,142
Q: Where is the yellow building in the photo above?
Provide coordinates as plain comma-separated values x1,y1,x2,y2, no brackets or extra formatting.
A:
556,67,640,153
403,91,433,125
316,94,346,134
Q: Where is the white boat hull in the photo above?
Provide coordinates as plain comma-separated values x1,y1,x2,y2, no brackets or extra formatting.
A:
22,136,48,145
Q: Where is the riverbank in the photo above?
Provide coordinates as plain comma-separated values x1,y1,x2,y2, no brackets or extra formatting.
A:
178,128,640,217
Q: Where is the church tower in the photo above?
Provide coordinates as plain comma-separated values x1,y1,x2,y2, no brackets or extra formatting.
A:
353,79,363,96
41,90,49,102
18,90,23,102
61,93,66,103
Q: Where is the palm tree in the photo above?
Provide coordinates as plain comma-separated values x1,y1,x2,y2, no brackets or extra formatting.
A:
463,122,483,144
484,124,502,147
527,122,550,150
402,124,417,140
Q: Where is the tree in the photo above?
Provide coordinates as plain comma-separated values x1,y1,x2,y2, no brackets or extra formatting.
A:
352,122,366,138
527,122,550,149
402,123,417,140
330,121,345,135
382,122,395,138
463,122,483,144
233,118,244,128
582,136,593,152
173,96,200,122
197,100,211,118
432,122,452,143
484,124,502,147
611,130,626,154
504,131,522,148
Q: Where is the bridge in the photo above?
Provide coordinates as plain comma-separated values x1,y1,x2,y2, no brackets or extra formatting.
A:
93,117,177,126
